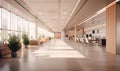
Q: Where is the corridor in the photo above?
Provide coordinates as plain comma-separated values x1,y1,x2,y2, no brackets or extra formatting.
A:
0,39,120,71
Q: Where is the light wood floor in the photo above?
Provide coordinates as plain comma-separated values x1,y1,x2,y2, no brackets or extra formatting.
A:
0,39,120,71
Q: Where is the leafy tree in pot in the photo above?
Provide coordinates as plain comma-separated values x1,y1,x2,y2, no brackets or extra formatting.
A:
8,35,21,58
22,34,29,48
48,37,52,40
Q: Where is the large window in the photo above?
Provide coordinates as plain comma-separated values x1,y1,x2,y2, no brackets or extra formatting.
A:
11,12,17,35
1,8,10,40
0,8,37,41
30,22,36,39
22,19,26,33
25,20,28,33
17,16,22,37
0,8,1,29
26,21,30,35
11,13,17,30
0,8,1,40
37,27,54,38
17,16,22,32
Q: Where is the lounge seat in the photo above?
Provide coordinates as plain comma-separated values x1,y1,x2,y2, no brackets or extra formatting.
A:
0,41,11,57
29,40,39,45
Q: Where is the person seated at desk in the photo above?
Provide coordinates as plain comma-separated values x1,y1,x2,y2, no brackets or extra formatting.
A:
88,34,92,40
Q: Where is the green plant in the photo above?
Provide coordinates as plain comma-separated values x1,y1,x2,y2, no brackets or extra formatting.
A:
48,37,52,40
22,34,29,46
8,35,21,52
38,34,45,39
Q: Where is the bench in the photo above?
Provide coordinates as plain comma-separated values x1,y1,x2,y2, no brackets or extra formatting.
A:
0,41,11,57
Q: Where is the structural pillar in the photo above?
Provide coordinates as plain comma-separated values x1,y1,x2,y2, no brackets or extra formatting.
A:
74,25,77,42
106,1,120,55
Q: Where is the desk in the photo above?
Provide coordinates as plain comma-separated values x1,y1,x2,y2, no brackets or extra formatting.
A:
89,39,98,43
101,39,106,46
99,39,106,46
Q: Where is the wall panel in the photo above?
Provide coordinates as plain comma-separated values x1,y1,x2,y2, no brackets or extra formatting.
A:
106,2,116,54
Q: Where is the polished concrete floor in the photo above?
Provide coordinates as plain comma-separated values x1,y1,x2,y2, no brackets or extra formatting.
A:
0,39,120,71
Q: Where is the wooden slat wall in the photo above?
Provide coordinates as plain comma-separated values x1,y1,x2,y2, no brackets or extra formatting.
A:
106,2,116,54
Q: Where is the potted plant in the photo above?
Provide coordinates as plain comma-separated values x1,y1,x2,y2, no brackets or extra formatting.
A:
38,34,45,45
22,34,29,48
48,37,52,40
8,35,21,58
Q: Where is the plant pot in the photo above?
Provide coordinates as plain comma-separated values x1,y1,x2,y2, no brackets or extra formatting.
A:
0,52,2,58
11,51,17,58
25,45,28,49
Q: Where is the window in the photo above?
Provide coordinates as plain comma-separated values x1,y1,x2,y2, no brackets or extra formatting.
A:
17,16,22,37
11,13,17,31
30,22,36,39
1,8,10,40
26,21,30,35
17,16,22,32
0,8,37,40
0,8,1,40
0,8,1,29
37,27,54,38
22,19,26,33
11,12,17,35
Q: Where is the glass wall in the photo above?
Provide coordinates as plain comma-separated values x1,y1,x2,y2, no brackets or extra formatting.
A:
17,16,22,37
0,8,36,40
37,27,54,38
1,8,10,40
11,12,17,35
30,22,36,39
0,7,52,41
0,8,1,40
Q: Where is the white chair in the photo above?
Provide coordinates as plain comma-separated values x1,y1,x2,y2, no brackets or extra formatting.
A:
76,37,79,42
85,38,89,43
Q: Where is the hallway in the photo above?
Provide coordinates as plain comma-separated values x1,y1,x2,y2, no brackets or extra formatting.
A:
33,39,85,58
0,39,120,71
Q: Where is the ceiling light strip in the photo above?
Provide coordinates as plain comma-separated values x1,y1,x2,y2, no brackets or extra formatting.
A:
63,0,81,29
84,24,106,31
78,7,106,26
78,0,119,27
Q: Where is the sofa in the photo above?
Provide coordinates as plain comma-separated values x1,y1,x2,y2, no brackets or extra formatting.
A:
0,41,11,57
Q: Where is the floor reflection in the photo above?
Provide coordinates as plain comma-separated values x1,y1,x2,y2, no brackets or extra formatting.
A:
0,39,120,71
10,59,19,71
33,39,85,58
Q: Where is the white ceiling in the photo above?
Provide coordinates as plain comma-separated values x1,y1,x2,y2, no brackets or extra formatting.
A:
23,0,78,32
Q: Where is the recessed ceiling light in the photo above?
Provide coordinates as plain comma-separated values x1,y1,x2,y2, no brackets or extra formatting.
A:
63,12,67,15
